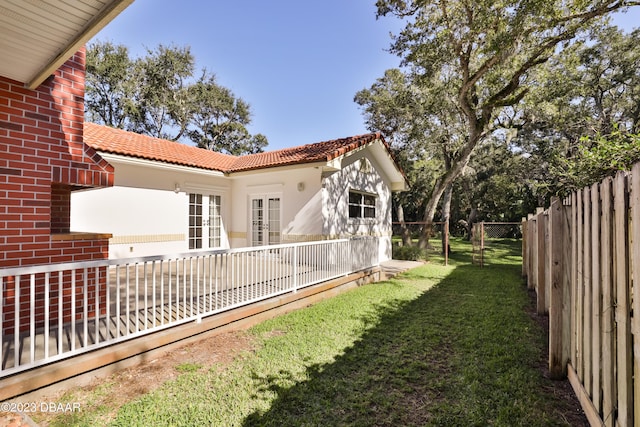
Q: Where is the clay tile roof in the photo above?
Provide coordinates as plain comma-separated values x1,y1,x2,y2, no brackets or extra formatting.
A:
83,122,237,172
226,132,384,172
83,123,387,174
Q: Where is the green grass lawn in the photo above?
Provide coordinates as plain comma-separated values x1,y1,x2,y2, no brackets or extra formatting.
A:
45,238,583,426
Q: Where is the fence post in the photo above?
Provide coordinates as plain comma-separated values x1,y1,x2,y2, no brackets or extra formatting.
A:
536,207,546,315
527,213,534,289
548,197,566,379
631,163,640,425
480,222,485,267
521,217,527,279
444,219,449,266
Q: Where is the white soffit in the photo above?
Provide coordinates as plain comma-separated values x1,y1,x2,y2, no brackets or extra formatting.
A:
0,0,133,89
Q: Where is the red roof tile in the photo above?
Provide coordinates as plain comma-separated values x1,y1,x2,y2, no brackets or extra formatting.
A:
83,123,237,172
226,133,385,172
83,122,389,174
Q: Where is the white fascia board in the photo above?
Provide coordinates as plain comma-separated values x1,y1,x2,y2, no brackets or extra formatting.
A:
324,140,408,191
368,141,408,191
227,161,328,178
98,152,226,177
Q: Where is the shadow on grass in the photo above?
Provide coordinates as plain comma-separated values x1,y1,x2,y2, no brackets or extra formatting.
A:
242,241,583,426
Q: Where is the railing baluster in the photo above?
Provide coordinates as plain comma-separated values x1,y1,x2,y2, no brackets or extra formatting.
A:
189,258,193,318
152,261,157,328
83,268,88,348
29,274,35,364
116,265,121,338
57,271,63,355
71,270,76,351
44,272,49,360
105,266,110,342
143,262,148,330
168,259,173,322
214,254,219,311
196,256,200,316
14,275,20,368
94,267,100,345
125,264,130,336
135,263,140,333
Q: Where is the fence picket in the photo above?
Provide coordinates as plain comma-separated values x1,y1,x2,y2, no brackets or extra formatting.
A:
614,171,632,426
576,189,584,381
570,192,578,370
590,182,602,414
548,198,565,379
631,163,640,427
562,197,572,378
583,187,592,396
601,177,615,427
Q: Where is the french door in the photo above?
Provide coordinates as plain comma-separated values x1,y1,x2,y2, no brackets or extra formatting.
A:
250,195,281,246
189,194,222,249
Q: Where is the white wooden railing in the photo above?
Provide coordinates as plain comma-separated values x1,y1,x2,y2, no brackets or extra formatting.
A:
0,237,378,378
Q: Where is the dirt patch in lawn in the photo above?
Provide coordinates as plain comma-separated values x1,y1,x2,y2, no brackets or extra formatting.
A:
33,330,256,426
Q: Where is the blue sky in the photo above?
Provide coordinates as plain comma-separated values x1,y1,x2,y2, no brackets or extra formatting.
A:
92,1,639,150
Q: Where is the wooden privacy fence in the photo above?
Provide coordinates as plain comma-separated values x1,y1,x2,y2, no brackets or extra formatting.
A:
522,164,640,427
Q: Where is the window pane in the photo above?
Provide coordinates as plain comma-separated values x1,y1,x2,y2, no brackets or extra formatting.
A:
189,193,202,249
363,195,376,206
349,191,361,204
364,207,376,218
209,195,221,247
349,205,361,218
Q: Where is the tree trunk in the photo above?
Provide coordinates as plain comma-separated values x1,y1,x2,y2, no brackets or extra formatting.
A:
396,203,413,247
418,131,481,249
466,206,478,240
441,183,453,254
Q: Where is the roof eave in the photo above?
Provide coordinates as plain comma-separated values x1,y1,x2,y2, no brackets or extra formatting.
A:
98,152,227,176
26,0,134,89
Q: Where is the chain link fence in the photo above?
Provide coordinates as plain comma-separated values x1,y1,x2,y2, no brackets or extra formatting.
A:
472,222,523,267
391,222,449,263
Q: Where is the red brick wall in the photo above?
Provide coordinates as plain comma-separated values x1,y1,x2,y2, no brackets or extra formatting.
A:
0,48,114,268
1,48,114,335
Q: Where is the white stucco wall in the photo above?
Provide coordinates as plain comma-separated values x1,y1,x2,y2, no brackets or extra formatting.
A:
322,150,393,262
228,166,323,248
71,156,231,258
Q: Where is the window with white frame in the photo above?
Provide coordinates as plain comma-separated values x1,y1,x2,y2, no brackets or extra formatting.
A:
348,190,376,219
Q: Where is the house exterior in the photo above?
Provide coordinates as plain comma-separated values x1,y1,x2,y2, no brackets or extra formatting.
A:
71,124,408,262
0,1,134,335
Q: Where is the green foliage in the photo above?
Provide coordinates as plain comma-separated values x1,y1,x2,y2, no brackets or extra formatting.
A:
392,244,426,260
359,1,632,237
85,41,268,154
515,26,640,202
85,41,136,129
554,129,640,193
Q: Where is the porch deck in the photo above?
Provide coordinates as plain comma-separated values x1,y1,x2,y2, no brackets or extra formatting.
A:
1,238,379,380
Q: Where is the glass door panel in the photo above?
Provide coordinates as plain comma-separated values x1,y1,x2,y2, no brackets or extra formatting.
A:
250,195,280,246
